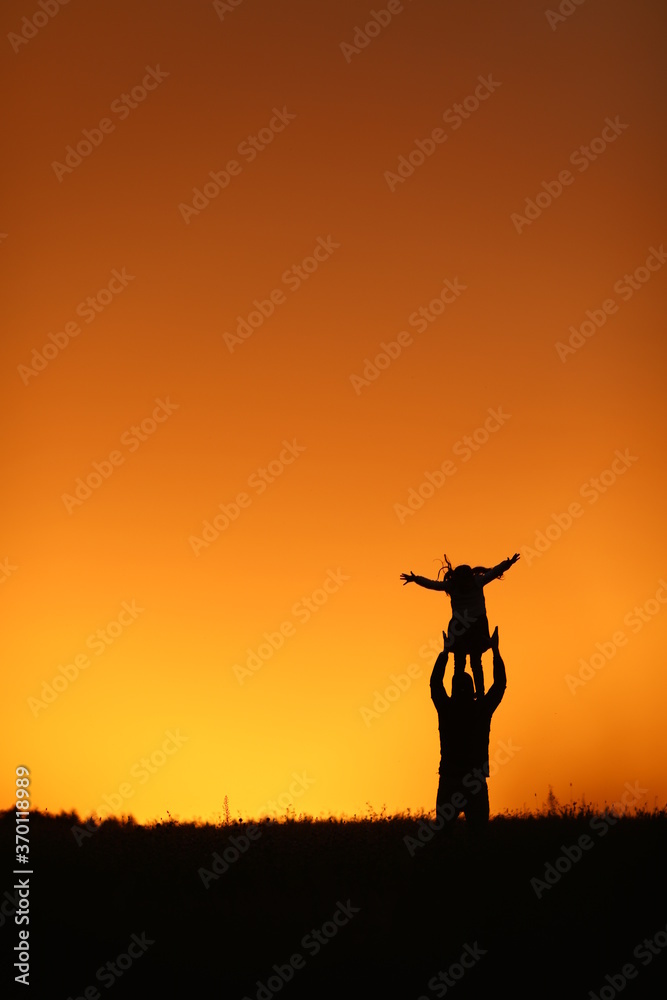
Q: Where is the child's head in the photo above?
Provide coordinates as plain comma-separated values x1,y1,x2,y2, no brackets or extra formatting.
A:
438,555,475,591
452,564,474,590
438,554,496,588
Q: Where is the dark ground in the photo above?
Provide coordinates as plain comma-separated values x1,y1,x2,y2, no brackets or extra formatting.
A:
1,807,666,999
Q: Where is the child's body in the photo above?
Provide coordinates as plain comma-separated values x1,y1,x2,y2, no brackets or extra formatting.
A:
401,553,519,697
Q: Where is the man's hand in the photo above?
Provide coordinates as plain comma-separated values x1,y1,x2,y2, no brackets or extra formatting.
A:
487,624,506,708
442,628,456,652
400,572,416,585
430,631,450,700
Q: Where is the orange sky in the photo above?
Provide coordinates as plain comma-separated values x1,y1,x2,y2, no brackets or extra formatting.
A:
2,0,666,824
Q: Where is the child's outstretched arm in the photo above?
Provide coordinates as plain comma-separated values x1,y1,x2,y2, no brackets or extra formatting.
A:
400,571,448,591
480,553,520,586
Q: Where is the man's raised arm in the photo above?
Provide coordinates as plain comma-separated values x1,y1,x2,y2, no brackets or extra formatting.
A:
485,626,506,712
430,632,450,708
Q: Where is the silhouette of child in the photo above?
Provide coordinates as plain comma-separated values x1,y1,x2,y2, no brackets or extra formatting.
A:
401,552,519,698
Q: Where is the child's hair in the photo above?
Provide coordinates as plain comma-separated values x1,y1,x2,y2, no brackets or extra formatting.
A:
437,553,502,587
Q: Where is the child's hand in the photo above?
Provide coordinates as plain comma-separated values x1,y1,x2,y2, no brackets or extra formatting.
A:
400,572,416,585
508,553,520,566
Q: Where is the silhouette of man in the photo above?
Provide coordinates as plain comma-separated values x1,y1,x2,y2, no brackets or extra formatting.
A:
430,625,506,834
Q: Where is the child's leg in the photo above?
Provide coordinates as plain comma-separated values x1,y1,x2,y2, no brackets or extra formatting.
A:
471,653,485,698
453,650,466,676
478,615,492,655
446,617,464,676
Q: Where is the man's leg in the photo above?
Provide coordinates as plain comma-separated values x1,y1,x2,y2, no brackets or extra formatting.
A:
436,774,465,837
464,777,490,837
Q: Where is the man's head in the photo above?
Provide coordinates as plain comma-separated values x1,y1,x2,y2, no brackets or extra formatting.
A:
451,671,475,704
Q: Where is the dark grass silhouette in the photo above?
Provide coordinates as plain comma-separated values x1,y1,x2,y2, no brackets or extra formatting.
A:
2,800,666,998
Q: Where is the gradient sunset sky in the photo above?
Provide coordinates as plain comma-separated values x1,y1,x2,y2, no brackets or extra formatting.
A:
3,0,666,824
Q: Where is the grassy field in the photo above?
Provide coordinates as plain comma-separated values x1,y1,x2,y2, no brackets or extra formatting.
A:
2,804,666,998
